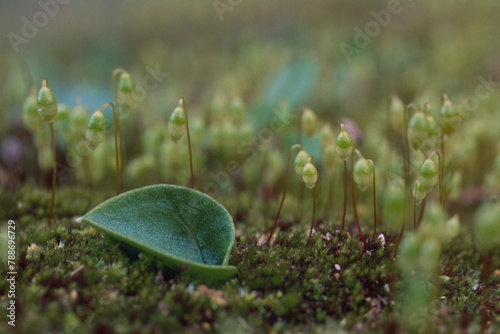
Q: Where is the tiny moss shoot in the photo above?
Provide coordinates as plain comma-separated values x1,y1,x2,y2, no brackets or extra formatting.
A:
36,79,58,227
112,68,136,192
168,98,195,189
303,156,318,247
335,122,353,231
86,102,120,194
350,150,366,258
267,144,303,245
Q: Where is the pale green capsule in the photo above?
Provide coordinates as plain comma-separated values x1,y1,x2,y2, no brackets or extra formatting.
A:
335,123,353,161
440,94,458,135
320,123,335,149
353,158,373,192
85,110,105,150
389,94,405,133
168,100,187,143
118,71,136,110
418,238,441,273
408,110,428,150
37,79,58,124
474,202,500,252
413,180,427,205
294,149,310,178
323,144,336,169
22,87,41,132
419,158,438,192
302,108,317,138
302,161,318,189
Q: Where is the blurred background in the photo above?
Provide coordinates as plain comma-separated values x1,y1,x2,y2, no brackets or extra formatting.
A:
1,0,500,197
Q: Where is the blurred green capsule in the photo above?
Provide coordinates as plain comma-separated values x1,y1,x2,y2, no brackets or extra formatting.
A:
419,157,438,192
408,109,428,150
37,79,58,124
353,158,373,192
168,98,187,143
294,149,310,179
320,123,335,149
474,202,500,252
22,86,41,131
301,108,317,138
440,94,458,135
323,144,336,169
389,94,405,133
413,179,427,205
118,71,136,110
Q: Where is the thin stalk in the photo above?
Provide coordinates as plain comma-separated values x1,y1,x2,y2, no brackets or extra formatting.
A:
112,69,124,191
395,104,416,258
48,123,56,228
413,187,417,231
267,144,303,246
342,160,348,231
440,131,446,208
351,152,366,258
417,197,426,227
368,160,377,241
180,98,195,189
104,102,121,195
324,168,335,217
306,186,316,247
296,108,305,214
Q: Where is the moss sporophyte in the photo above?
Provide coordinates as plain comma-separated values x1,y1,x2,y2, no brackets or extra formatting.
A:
267,144,318,247
37,79,58,227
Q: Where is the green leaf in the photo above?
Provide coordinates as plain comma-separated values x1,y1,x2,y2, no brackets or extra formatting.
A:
78,184,237,283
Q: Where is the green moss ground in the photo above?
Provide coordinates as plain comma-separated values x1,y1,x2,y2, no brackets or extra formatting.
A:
1,186,499,333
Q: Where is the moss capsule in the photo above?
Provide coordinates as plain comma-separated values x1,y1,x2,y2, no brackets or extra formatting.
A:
389,94,405,133
37,79,58,124
301,108,317,138
408,109,428,150
168,101,187,143
302,161,318,189
85,110,106,150
118,71,136,110
335,123,353,161
419,158,439,192
320,123,335,149
22,87,41,132
440,94,458,135
474,202,500,252
294,149,310,178
353,158,373,192
323,144,336,169
413,180,427,205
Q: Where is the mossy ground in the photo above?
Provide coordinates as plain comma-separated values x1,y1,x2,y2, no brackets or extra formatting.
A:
1,186,499,333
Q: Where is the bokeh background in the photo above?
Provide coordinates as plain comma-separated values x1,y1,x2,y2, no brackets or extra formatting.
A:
1,0,500,192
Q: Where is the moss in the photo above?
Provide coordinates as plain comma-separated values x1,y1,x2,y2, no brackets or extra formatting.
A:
1,187,499,333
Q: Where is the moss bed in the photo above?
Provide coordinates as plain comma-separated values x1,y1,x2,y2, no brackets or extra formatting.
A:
1,186,499,333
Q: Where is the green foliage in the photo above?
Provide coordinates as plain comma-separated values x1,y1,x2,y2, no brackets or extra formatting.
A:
79,184,237,282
